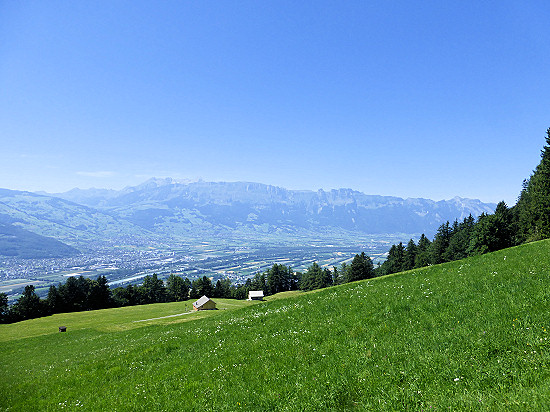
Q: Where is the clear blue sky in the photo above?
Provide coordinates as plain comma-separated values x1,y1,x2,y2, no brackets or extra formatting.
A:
1,1,549,205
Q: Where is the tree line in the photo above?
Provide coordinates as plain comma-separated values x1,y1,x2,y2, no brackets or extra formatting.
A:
2,128,549,324
0,253,375,323
378,127,550,276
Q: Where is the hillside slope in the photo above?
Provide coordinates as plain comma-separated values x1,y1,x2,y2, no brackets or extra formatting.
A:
0,221,78,258
1,240,549,410
0,189,157,248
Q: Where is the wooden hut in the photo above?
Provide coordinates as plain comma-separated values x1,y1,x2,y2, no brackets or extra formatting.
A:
248,290,264,301
192,295,216,311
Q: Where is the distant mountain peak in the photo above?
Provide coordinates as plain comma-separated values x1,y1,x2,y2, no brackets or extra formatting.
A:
3,178,497,244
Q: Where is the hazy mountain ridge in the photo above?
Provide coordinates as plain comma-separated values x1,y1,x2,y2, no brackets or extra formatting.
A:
48,178,496,238
0,220,79,258
0,180,496,257
0,189,157,252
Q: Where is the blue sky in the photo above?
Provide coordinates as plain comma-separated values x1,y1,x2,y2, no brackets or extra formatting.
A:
1,1,549,205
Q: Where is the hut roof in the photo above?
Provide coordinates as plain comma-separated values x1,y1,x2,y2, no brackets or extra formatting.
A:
193,295,214,307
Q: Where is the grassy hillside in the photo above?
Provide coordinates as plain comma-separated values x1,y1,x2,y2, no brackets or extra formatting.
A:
1,241,549,411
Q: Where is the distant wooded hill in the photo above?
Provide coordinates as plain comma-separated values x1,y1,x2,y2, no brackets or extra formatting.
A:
0,180,496,257
0,221,78,259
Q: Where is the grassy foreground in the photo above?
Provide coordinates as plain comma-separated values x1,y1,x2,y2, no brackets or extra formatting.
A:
1,241,550,411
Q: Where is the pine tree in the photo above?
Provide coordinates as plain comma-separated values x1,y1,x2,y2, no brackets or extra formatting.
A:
516,128,550,240
266,264,291,295
11,285,45,321
444,216,475,261
404,239,417,271
431,222,451,264
414,234,432,268
88,275,112,309
166,274,190,301
190,276,214,299
46,285,62,314
0,292,8,323
346,252,374,282
467,202,513,255
141,273,167,303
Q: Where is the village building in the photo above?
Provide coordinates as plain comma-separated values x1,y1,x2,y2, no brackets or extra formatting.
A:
192,295,217,310
248,290,264,301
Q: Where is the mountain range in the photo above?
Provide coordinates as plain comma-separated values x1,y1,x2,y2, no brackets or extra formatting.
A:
0,178,496,257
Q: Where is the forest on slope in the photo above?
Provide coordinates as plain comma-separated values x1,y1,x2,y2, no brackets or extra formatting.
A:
378,127,550,276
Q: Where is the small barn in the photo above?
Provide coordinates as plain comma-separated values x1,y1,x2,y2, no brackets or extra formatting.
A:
248,290,264,301
192,295,216,311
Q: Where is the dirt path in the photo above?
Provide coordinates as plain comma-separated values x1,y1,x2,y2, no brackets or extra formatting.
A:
133,311,194,323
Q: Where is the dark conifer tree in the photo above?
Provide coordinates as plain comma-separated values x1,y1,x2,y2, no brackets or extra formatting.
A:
414,234,432,268
213,278,232,298
468,202,514,255
266,264,292,295
332,266,344,285
190,276,214,299
46,285,62,314
346,252,374,282
249,272,266,294
58,276,88,312
0,292,9,323
431,222,451,264
141,273,167,303
444,216,475,261
88,275,112,309
166,274,190,301
404,239,417,271
10,285,45,321
516,128,550,240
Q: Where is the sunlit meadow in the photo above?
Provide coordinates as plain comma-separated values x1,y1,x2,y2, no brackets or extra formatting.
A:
1,240,549,411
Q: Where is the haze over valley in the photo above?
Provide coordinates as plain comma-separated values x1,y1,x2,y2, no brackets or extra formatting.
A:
0,178,495,300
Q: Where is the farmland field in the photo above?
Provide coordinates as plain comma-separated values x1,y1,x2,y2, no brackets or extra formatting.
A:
1,232,401,302
1,240,549,410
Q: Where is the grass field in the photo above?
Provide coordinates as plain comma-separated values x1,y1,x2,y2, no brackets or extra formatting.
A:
1,240,549,411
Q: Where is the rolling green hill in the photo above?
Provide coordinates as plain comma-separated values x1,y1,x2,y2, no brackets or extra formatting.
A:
1,240,549,410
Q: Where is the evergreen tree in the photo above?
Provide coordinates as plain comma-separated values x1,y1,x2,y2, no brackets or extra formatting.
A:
379,244,404,275
166,274,190,301
444,216,475,261
322,267,333,288
332,265,344,285
249,272,266,294
0,292,8,323
58,276,88,312
266,264,291,295
46,285,62,314
112,284,141,307
467,203,513,255
431,222,451,264
516,128,550,240
11,285,45,321
403,239,417,271
300,262,332,290
346,252,374,282
141,273,167,303
190,276,214,299
213,278,232,298
88,275,112,309
337,262,349,284
231,284,248,300
414,234,432,268
492,201,514,250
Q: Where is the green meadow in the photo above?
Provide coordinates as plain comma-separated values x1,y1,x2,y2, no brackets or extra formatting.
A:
1,241,549,411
